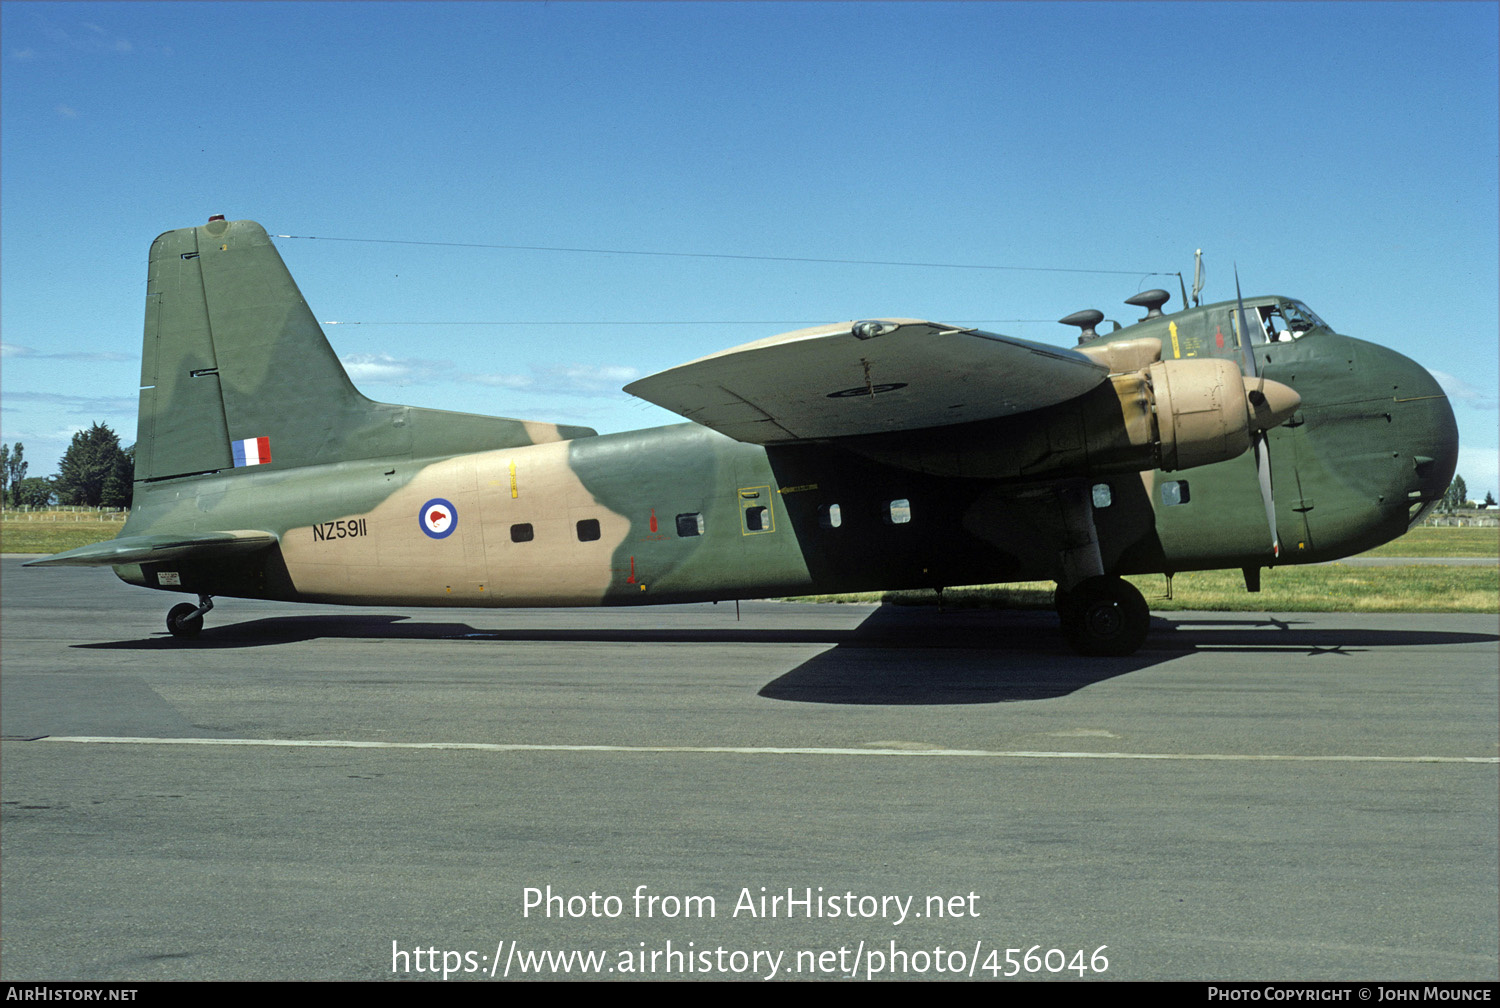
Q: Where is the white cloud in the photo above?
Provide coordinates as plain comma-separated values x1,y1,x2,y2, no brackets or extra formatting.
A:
472,372,534,389
1431,371,1499,411
462,364,640,398
534,364,640,396
28,17,169,59
3,390,139,412
340,352,450,384
0,343,133,362
340,352,640,398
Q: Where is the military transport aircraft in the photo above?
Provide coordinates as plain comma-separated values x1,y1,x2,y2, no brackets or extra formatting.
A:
27,218,1459,656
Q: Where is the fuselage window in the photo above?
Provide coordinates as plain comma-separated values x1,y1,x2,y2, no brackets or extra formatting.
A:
745,506,769,532
885,499,912,525
818,503,842,528
1092,483,1113,508
1161,481,1191,506
576,518,601,542
510,522,535,543
676,513,704,537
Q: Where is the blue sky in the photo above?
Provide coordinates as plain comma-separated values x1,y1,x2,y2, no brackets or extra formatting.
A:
3,1,1496,499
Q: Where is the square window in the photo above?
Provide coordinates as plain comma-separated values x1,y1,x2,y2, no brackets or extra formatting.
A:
676,513,704,537
745,505,769,532
1161,480,1191,506
885,499,911,525
1092,483,1112,508
576,518,601,542
510,523,534,543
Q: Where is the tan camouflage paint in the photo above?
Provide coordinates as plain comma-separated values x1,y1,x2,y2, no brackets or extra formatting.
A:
278,439,631,605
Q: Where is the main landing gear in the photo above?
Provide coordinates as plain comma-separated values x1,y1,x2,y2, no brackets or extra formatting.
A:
1050,481,1150,657
166,595,214,639
1054,576,1149,657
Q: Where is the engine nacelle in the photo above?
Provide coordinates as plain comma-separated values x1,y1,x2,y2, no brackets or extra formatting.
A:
1148,357,1255,471
838,355,1299,481
1099,356,1300,473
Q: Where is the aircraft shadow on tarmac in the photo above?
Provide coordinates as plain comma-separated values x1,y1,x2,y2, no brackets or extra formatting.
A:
71,605,1499,706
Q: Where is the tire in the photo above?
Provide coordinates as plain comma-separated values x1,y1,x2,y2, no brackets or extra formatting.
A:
1059,576,1149,657
166,602,204,639
1053,585,1077,623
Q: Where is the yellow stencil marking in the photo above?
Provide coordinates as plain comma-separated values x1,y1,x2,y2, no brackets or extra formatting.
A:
508,460,518,499
1169,320,1181,359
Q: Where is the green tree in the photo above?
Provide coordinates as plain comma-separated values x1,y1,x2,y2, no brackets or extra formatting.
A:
1485,492,1496,508
55,423,131,507
13,476,56,508
100,443,134,508
2,443,27,507
1440,474,1469,514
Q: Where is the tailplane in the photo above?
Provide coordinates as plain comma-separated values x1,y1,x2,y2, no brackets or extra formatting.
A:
134,218,593,483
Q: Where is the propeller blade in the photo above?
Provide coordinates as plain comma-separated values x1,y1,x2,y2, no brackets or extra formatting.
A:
1234,264,1260,382
1238,264,1280,556
1253,432,1279,558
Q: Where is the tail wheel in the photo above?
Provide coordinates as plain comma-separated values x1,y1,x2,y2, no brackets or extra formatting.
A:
1059,576,1149,657
166,603,204,639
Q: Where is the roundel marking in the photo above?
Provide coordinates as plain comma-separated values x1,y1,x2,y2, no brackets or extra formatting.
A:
826,382,908,398
419,498,457,539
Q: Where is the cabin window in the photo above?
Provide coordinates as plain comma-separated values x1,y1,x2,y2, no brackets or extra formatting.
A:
1092,483,1112,508
576,518,601,542
1161,481,1191,506
818,503,842,529
884,499,912,525
676,512,704,537
510,523,534,543
744,505,769,532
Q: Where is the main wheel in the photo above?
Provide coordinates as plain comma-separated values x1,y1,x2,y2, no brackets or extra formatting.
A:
166,602,204,639
1058,576,1149,657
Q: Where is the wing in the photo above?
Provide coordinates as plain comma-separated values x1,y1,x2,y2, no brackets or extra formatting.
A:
22,530,277,568
624,319,1107,444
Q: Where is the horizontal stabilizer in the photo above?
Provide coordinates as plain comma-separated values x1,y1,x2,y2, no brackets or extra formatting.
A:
23,530,277,568
624,319,1107,444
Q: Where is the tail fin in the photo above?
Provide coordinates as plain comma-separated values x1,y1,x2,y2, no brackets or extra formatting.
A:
134,218,593,483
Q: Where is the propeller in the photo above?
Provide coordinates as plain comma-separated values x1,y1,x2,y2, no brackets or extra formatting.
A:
1234,266,1282,558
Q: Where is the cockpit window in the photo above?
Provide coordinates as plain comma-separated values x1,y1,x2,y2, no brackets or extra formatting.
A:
1234,300,1328,347
1280,300,1326,334
1256,306,1285,343
1255,301,1327,343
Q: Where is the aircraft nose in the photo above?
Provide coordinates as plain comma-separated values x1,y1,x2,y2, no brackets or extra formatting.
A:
1371,344,1459,524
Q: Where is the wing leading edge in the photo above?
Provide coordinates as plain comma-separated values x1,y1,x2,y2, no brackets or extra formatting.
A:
624,319,1108,444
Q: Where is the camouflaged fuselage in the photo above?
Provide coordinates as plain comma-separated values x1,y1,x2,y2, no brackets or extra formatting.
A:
36,218,1456,609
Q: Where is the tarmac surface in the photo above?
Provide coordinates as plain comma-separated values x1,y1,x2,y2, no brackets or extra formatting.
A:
2,556,1496,982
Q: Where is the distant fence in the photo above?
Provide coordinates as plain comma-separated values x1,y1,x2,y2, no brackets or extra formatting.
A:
1,506,130,522
1423,513,1500,527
